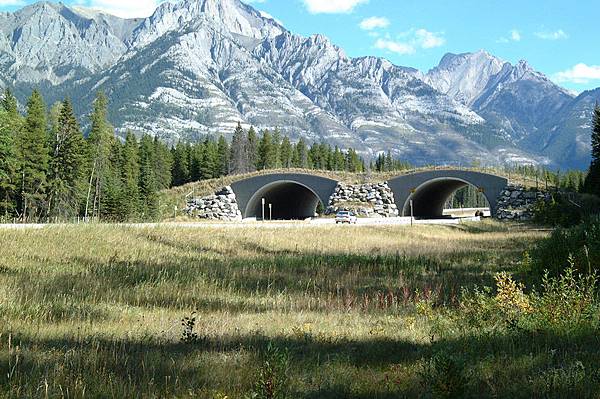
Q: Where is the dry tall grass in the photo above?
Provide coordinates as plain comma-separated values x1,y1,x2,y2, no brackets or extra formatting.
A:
0,221,559,398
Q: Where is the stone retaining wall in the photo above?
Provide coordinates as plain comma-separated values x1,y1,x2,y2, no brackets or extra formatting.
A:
185,186,242,221
495,184,549,221
326,182,399,218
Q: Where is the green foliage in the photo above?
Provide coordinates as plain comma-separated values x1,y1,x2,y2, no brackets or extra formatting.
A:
583,104,600,197
139,135,159,220
420,351,467,399
119,131,141,220
17,89,49,221
47,99,88,219
532,193,600,227
0,99,20,217
534,265,598,333
248,343,290,399
531,217,600,277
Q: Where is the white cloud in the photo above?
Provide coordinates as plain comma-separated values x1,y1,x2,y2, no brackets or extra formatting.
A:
374,38,414,55
0,0,24,5
359,16,390,30
510,29,521,41
303,0,368,14
85,0,165,18
535,29,568,40
415,28,445,48
554,63,600,84
374,28,445,55
497,29,521,43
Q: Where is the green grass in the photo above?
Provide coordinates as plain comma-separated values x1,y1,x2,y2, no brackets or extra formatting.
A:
1,221,598,398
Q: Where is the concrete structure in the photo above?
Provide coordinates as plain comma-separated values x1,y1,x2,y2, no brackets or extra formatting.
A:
191,170,509,221
230,173,338,219
387,170,508,218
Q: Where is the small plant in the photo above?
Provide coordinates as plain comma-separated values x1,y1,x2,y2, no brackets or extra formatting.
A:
248,343,290,399
420,350,467,399
535,264,598,332
180,311,199,344
494,272,532,319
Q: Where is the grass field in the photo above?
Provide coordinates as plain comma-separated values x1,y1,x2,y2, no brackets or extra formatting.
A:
1,221,598,398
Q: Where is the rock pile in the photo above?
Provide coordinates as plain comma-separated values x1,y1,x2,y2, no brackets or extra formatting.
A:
326,182,399,217
495,185,549,221
185,186,242,221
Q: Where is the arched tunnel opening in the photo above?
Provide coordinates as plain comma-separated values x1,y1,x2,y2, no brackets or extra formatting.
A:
403,178,491,219
245,181,322,220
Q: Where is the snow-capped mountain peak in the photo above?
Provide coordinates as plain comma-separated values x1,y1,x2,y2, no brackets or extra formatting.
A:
0,0,595,169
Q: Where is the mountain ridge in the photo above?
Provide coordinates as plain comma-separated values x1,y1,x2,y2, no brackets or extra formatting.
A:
0,0,596,169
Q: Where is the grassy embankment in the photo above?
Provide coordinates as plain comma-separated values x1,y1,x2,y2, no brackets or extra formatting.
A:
3,221,595,398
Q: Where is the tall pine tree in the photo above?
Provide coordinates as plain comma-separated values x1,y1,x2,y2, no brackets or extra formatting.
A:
139,135,159,220
86,92,114,220
120,130,140,220
584,104,600,197
17,90,49,221
0,90,20,218
47,99,88,219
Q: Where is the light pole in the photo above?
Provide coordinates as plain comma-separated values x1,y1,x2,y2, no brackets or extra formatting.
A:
261,198,265,221
269,204,272,221
410,199,414,227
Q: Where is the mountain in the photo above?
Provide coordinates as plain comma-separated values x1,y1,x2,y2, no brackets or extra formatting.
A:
0,0,595,169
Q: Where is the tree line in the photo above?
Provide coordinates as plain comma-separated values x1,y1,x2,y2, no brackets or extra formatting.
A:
170,123,373,187
0,89,172,222
0,89,413,222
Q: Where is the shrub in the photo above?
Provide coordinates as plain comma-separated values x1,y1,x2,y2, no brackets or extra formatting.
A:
420,350,467,399
248,343,290,399
533,265,598,333
531,217,600,277
533,193,600,227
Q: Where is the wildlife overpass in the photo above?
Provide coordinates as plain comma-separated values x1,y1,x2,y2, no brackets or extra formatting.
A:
230,170,508,220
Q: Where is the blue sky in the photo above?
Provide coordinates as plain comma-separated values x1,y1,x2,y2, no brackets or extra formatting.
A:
1,0,599,93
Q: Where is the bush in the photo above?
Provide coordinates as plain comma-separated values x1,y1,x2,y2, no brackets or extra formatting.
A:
459,266,599,336
533,193,600,227
420,350,467,399
531,217,600,277
248,343,290,399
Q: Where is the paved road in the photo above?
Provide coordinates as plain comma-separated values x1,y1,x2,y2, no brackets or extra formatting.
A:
0,216,482,230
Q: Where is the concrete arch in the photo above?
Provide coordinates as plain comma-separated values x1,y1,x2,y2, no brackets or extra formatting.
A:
387,170,507,219
231,173,338,219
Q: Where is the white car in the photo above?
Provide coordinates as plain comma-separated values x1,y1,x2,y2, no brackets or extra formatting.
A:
335,211,358,224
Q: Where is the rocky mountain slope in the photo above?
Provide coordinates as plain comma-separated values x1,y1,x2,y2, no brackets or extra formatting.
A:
0,0,595,169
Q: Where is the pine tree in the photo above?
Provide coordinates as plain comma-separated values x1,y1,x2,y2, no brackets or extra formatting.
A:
584,104,600,197
139,135,159,220
257,130,274,170
86,92,114,221
280,136,293,168
172,142,191,186
0,108,17,217
217,135,230,176
200,139,219,179
272,128,282,168
246,126,258,172
120,131,140,219
0,90,20,218
189,142,203,182
384,151,393,172
101,139,125,221
1,89,18,116
47,99,88,219
294,138,308,169
16,89,49,221
153,136,173,190
230,122,248,174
